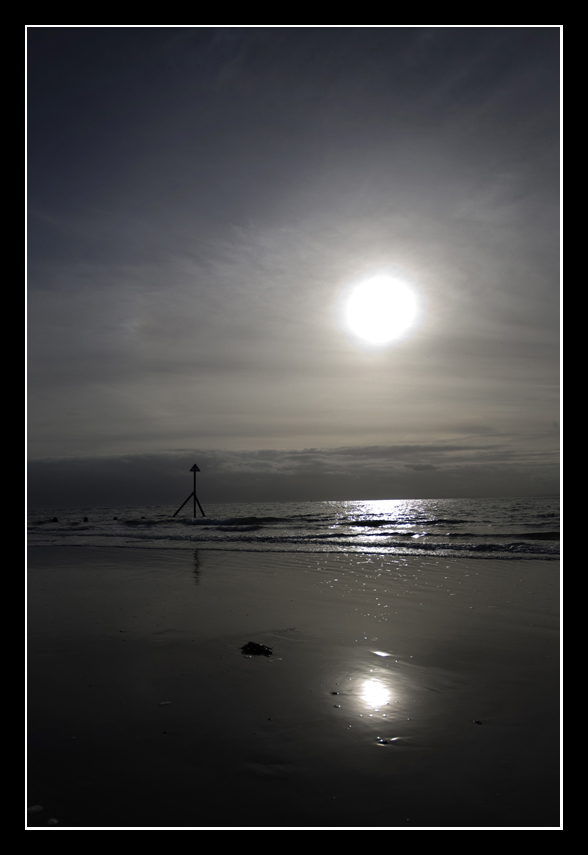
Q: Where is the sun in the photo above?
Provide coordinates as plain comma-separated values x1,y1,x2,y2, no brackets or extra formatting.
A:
341,272,421,348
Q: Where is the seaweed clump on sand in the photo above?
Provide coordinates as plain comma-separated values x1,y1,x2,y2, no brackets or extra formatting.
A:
241,642,273,657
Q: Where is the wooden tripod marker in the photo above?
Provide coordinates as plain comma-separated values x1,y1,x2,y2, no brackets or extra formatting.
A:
173,464,206,518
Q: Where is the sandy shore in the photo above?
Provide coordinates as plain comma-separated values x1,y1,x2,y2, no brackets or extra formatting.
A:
27,547,560,829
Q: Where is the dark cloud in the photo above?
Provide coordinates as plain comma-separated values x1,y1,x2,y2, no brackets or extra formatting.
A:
28,439,559,509
405,463,438,471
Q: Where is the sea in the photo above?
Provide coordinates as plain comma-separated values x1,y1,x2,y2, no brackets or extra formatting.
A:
27,496,559,560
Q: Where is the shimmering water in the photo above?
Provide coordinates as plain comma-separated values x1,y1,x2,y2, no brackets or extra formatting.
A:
28,496,559,559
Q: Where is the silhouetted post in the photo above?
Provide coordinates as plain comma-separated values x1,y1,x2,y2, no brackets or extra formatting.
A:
193,466,205,516
173,463,206,518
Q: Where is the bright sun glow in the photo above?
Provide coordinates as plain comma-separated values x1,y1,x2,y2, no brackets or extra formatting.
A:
343,273,420,347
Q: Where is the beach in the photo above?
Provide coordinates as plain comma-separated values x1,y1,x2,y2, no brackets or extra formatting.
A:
27,546,560,829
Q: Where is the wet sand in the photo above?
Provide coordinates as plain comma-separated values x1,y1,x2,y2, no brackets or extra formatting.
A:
27,547,560,829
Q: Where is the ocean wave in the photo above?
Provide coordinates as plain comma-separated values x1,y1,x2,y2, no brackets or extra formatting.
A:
27,497,560,559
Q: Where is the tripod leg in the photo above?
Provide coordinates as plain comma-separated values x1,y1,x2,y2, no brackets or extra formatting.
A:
173,491,194,517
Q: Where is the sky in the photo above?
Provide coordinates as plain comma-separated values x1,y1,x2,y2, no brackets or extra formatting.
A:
27,26,560,508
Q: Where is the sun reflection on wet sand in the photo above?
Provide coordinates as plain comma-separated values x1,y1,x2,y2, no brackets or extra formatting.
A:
361,678,392,708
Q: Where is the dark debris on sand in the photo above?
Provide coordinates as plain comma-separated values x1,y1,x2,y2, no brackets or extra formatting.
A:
241,642,273,657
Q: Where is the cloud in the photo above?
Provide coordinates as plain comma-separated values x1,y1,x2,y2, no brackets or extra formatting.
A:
28,438,559,510
405,463,438,471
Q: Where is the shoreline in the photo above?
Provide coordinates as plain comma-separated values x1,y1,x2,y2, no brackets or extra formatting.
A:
27,547,560,829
